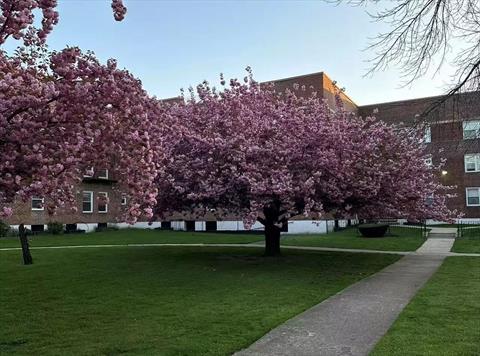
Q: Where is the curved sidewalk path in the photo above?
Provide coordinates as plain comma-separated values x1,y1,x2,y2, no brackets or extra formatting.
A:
0,241,478,257
0,242,478,257
235,231,461,356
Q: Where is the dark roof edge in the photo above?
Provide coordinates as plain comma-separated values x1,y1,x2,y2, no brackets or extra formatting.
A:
359,90,480,109
264,71,325,84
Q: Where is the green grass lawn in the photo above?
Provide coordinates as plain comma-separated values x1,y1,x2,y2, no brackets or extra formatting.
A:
372,257,480,355
281,226,427,252
1,227,427,253
0,228,264,249
452,238,480,253
0,246,399,355
453,225,480,253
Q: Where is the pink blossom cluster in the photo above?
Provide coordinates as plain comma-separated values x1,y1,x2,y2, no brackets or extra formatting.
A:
0,0,126,45
0,45,162,223
152,71,453,227
0,0,58,45
111,0,127,21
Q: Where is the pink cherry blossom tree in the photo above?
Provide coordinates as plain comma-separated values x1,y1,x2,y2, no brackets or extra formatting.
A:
1,44,163,264
0,0,163,265
153,71,452,256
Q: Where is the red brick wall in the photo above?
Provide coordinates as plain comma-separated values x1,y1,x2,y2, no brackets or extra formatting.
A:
359,91,480,218
4,181,126,226
267,72,358,113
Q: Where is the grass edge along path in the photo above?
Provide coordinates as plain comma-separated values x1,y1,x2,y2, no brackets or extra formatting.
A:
452,238,480,254
0,227,427,253
371,256,480,356
281,226,426,252
0,228,264,248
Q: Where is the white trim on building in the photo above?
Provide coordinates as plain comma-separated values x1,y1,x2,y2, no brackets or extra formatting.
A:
466,187,480,207
82,191,94,213
31,197,44,211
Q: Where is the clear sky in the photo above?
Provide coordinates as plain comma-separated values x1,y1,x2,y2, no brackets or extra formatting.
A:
13,0,457,105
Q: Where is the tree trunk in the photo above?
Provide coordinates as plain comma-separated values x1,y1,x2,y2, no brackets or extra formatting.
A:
264,223,281,257
260,202,284,256
18,224,33,265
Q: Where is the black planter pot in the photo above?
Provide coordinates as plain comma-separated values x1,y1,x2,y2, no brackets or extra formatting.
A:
358,224,389,238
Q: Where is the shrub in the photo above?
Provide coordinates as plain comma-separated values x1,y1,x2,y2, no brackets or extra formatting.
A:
47,222,64,235
0,220,10,237
95,224,119,232
358,223,389,238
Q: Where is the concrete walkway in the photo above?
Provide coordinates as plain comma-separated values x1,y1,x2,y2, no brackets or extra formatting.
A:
416,238,455,254
1,242,478,257
235,234,456,356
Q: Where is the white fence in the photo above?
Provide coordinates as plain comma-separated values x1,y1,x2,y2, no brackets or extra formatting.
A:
9,218,357,235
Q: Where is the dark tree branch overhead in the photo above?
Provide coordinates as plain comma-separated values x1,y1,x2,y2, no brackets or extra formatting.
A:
335,0,480,110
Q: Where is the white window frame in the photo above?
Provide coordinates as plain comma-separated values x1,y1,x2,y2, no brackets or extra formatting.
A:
82,191,94,213
98,169,109,179
464,154,480,173
423,126,431,143
98,192,108,213
83,167,94,178
121,196,127,206
31,197,44,211
424,156,433,167
463,120,480,140
466,187,480,207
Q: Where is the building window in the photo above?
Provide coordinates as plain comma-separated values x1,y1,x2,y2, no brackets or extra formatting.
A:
98,169,109,179
98,192,108,213
84,167,94,178
205,221,217,232
463,120,480,140
465,154,480,172
82,191,93,213
161,221,171,229
185,220,195,231
424,156,433,167
31,197,44,211
31,224,45,232
121,196,127,205
423,126,431,143
425,193,434,206
466,188,480,206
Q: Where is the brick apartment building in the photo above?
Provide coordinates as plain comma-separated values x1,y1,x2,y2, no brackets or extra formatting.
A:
5,168,129,232
4,72,480,233
359,90,480,218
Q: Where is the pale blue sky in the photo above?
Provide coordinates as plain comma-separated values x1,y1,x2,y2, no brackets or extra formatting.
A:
11,0,457,105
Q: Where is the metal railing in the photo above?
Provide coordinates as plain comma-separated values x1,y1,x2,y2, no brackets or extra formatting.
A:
457,220,480,239
387,223,429,239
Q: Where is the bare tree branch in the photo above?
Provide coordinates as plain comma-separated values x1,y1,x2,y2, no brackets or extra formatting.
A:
335,0,480,113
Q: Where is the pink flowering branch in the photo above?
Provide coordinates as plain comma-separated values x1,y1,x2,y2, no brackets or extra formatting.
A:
111,0,127,21
0,0,126,45
0,46,164,226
